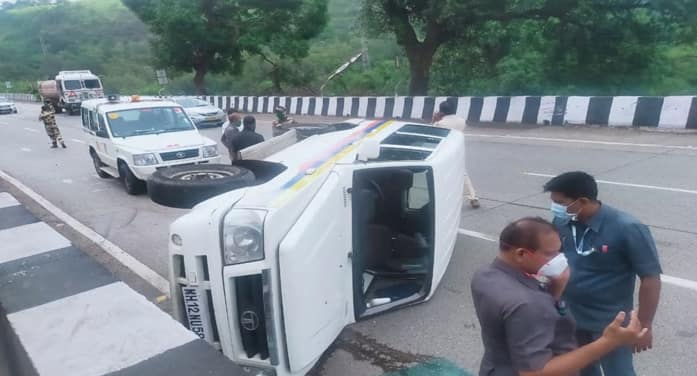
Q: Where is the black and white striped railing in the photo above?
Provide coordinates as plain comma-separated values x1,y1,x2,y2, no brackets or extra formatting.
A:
200,95,697,129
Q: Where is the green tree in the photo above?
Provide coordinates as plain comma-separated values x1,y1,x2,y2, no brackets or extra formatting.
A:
240,0,328,93
122,0,328,95
361,0,697,96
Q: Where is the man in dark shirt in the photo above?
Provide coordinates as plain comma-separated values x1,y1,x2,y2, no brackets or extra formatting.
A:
221,108,242,161
231,116,264,158
471,217,648,376
544,171,662,376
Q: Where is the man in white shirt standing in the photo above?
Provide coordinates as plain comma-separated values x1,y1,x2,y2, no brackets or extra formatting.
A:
433,100,480,208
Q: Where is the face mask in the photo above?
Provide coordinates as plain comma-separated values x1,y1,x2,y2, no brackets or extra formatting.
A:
550,202,571,220
538,253,568,278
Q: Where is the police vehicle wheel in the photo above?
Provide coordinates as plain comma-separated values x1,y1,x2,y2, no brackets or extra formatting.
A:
147,164,255,209
91,152,112,179
119,162,146,195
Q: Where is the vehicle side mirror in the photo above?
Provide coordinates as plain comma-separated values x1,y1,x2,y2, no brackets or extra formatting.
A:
95,129,108,138
356,139,380,162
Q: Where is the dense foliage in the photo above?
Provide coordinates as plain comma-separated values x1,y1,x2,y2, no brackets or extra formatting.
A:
0,0,695,96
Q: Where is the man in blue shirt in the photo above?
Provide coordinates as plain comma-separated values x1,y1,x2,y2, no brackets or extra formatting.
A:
544,171,662,376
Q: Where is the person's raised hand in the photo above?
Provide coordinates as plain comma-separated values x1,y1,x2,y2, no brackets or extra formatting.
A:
601,310,648,348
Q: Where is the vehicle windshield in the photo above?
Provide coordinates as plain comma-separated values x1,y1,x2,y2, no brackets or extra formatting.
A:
106,107,195,137
175,98,210,108
63,80,81,90
84,79,101,89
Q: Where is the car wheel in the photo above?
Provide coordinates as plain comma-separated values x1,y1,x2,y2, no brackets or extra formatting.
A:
147,164,255,209
118,162,146,195
91,152,112,179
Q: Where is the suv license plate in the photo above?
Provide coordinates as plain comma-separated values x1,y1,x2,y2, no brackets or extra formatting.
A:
181,287,213,341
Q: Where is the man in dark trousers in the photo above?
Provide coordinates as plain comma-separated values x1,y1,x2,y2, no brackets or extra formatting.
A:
231,116,264,159
221,108,242,161
544,171,662,376
38,102,66,149
471,217,648,376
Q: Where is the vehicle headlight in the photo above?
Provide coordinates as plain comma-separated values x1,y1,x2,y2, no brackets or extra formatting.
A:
222,210,265,265
133,153,158,166
201,145,218,158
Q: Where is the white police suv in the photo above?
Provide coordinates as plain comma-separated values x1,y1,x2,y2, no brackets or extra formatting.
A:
81,95,221,194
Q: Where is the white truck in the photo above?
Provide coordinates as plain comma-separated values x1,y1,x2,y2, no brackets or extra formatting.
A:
39,70,104,115
152,119,467,376
80,95,221,195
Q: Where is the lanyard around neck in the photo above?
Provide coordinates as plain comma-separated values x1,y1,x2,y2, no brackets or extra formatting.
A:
571,224,594,256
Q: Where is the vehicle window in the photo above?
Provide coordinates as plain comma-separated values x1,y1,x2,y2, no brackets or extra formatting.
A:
83,79,101,89
175,98,209,108
97,114,108,137
382,133,442,149
63,80,81,90
81,109,89,129
375,147,431,161
106,107,195,137
399,124,450,137
89,111,100,132
407,170,431,210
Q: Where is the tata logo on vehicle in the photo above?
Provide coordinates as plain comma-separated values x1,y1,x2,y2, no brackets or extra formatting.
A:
240,310,260,331
176,151,186,159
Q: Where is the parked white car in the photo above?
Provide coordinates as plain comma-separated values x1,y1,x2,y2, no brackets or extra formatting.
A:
80,95,221,195
161,119,466,376
0,97,17,114
173,97,226,128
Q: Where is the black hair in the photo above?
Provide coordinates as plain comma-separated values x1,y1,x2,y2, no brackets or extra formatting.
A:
243,115,256,130
227,108,238,115
543,171,598,201
499,217,558,252
439,100,456,116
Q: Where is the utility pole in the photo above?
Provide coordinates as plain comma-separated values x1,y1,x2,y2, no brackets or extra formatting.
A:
360,33,370,70
39,34,48,57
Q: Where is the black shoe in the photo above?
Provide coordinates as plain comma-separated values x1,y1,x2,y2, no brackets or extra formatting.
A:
61,142,67,148
51,142,58,148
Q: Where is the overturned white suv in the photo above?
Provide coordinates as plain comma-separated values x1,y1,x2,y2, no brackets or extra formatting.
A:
162,119,466,376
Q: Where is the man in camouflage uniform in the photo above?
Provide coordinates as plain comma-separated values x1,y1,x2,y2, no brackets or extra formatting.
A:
38,102,66,149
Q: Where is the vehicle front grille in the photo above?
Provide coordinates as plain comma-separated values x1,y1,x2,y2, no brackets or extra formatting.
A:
235,274,270,360
160,149,199,161
202,111,219,116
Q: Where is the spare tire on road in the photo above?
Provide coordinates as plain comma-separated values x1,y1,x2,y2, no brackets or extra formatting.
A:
147,164,255,209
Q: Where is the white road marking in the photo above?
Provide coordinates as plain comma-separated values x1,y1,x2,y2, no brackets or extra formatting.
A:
0,169,170,294
23,127,38,133
465,133,697,151
0,222,71,264
458,228,697,293
660,275,697,292
8,282,196,376
458,228,498,242
524,172,697,195
20,147,31,152
61,179,73,184
70,138,85,144
0,192,20,209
